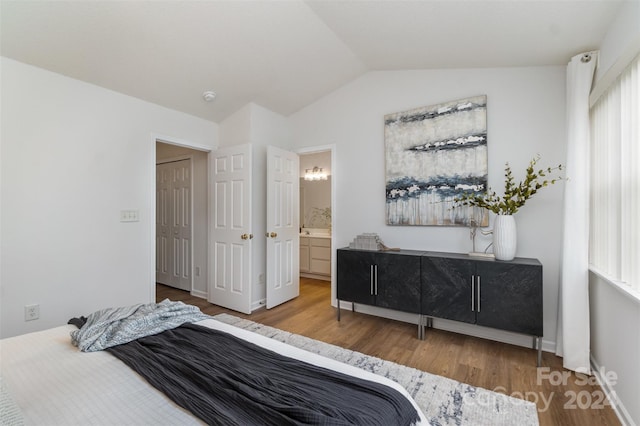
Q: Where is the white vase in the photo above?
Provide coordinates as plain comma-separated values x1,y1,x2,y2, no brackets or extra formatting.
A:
493,215,517,261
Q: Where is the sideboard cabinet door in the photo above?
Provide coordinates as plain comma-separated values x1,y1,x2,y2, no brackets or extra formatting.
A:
337,249,421,314
375,252,421,314
337,249,376,306
475,261,543,336
421,256,475,324
421,255,543,338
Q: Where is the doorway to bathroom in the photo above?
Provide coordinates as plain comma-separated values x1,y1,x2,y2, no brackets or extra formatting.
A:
299,150,332,283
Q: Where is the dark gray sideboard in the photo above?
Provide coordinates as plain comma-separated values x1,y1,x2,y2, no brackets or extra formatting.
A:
336,248,543,366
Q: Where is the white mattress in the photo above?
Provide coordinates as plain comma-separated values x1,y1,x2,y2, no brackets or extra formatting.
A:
1,318,427,425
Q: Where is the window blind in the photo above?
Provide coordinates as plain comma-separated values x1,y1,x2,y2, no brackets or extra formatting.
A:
590,54,640,292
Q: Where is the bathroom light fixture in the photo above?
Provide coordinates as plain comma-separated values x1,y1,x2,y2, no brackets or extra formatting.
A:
304,167,328,181
202,91,217,102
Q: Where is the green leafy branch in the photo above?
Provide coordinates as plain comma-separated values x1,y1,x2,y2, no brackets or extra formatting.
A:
454,155,564,215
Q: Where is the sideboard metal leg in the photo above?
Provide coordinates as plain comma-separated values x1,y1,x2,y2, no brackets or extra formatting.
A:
536,336,542,367
336,299,341,321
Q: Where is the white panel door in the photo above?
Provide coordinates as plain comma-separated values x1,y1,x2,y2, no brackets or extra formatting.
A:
170,160,191,291
156,163,171,285
209,144,252,314
156,159,191,291
266,146,299,309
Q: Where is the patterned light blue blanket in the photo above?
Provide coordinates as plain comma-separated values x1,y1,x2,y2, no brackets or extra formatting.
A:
70,299,209,352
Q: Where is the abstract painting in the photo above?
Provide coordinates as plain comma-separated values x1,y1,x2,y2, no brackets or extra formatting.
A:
384,95,488,226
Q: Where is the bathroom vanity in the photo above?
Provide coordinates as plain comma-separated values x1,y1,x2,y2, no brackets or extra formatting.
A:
300,231,331,281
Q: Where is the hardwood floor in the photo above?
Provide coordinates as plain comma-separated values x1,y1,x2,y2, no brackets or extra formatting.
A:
157,278,621,426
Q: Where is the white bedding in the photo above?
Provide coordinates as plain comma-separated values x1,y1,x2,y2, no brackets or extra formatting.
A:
1,318,427,425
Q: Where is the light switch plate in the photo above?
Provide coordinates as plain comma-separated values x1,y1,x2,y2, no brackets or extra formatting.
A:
120,210,140,222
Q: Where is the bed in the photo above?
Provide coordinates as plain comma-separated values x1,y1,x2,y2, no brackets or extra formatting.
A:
1,301,428,425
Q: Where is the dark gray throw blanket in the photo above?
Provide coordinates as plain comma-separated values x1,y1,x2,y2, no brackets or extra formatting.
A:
93,322,420,426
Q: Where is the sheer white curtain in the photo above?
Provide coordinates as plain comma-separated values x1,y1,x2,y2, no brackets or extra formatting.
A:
556,51,598,374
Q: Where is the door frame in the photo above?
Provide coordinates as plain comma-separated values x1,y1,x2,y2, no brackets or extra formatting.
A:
150,134,212,302
295,144,337,306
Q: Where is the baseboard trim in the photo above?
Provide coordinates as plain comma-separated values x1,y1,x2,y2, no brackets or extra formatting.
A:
300,272,330,281
251,298,266,312
190,289,207,299
590,355,634,426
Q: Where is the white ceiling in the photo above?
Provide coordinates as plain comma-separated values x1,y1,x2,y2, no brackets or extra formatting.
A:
0,0,624,123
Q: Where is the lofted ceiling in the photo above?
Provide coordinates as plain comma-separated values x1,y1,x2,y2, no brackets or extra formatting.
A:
0,0,624,123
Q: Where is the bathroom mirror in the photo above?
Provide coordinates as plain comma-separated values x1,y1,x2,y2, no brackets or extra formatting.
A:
299,151,332,231
300,177,331,229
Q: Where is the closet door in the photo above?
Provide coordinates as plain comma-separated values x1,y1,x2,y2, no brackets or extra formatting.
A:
169,159,192,291
156,162,171,285
156,159,192,291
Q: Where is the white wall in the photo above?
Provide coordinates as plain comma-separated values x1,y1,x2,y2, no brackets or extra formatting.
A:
218,104,252,148
590,274,640,425
589,2,640,425
594,0,640,83
289,66,566,350
0,58,218,338
218,103,291,309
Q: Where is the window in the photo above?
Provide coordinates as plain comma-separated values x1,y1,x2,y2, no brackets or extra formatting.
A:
590,54,640,293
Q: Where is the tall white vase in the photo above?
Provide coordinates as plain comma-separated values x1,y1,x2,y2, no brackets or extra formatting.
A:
493,215,517,261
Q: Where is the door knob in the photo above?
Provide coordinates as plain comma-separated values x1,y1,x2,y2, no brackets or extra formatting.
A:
249,234,254,239
270,232,277,238
241,233,249,240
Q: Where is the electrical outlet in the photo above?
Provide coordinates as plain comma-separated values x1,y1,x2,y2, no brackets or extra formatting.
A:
25,304,40,321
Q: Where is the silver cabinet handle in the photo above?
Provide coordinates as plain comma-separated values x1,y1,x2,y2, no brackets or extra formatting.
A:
374,264,378,295
370,265,374,295
471,275,475,312
477,275,481,312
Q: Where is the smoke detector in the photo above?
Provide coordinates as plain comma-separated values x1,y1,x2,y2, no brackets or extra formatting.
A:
202,91,217,102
